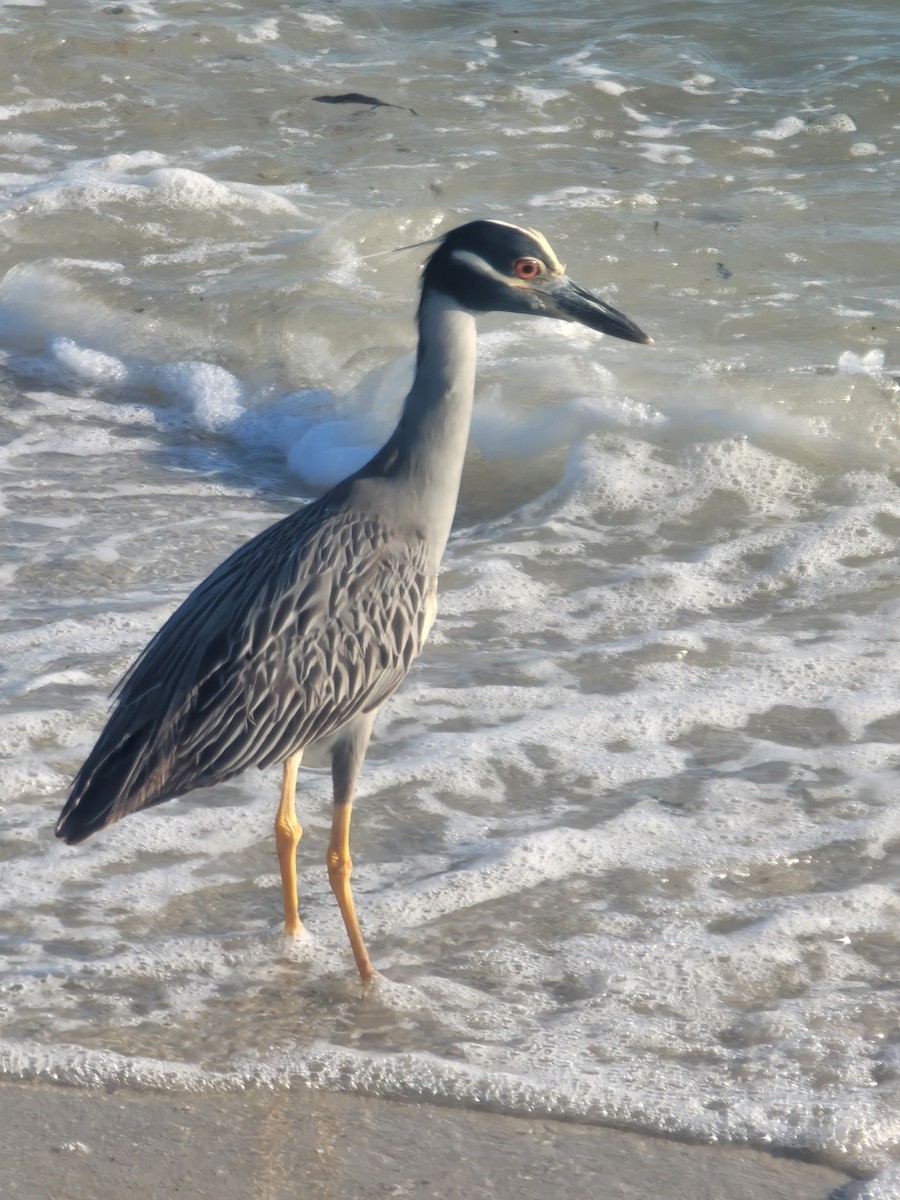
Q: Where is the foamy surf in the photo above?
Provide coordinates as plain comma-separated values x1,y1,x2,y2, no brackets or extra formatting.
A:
0,0,898,1192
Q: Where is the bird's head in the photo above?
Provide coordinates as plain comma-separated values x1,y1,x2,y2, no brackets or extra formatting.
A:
420,219,651,344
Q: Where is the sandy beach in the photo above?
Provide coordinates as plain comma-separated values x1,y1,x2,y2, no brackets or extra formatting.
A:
0,1081,850,1199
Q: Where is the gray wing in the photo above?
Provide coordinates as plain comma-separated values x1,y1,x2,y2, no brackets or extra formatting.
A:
169,508,434,780
57,493,434,841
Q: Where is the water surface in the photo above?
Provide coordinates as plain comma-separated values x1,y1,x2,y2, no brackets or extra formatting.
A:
0,1,898,1191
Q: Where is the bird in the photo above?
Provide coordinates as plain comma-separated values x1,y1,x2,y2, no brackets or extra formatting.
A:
56,219,650,981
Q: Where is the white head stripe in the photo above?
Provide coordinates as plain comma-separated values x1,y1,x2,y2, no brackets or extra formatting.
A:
520,225,562,271
451,223,564,274
452,223,563,275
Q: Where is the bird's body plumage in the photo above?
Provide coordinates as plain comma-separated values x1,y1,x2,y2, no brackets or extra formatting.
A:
56,219,649,978
59,470,437,841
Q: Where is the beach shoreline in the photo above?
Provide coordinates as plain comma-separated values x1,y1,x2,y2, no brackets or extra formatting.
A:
0,1079,851,1199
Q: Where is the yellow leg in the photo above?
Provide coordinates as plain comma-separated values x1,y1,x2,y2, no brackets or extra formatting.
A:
274,752,303,937
327,801,375,982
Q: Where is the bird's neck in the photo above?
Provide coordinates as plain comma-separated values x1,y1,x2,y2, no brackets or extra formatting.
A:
391,290,477,561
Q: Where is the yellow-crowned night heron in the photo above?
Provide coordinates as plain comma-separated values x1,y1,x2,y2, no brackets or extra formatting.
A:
56,219,650,980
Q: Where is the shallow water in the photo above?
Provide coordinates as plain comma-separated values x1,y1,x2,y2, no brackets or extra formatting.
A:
0,0,898,1191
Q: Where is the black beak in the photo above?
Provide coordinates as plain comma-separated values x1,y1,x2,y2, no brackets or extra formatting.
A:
541,275,652,344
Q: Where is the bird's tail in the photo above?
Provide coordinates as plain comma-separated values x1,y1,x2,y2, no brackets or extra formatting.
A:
56,718,173,845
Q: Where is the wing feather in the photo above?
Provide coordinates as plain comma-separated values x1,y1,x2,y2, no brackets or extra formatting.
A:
57,489,436,842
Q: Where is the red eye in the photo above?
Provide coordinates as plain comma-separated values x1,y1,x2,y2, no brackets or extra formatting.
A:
513,257,542,280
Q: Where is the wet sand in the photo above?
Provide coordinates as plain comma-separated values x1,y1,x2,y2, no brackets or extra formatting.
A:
0,1080,850,1199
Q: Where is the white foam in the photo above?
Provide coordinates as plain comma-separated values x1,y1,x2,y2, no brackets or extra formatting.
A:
50,338,128,386
0,97,105,122
298,12,341,28
754,116,805,140
842,1170,900,1200
4,153,307,222
135,167,302,214
154,361,244,432
682,73,716,93
528,186,624,209
838,349,885,376
559,49,630,95
235,18,280,44
811,112,857,134
637,143,694,166
622,103,650,124
514,86,567,108
593,79,628,96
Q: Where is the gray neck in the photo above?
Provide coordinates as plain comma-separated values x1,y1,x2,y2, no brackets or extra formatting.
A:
390,290,477,562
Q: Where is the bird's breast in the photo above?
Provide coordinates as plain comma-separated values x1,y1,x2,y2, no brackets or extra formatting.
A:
421,579,438,645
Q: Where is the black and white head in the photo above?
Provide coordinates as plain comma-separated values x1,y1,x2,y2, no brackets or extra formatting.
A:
419,219,651,344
